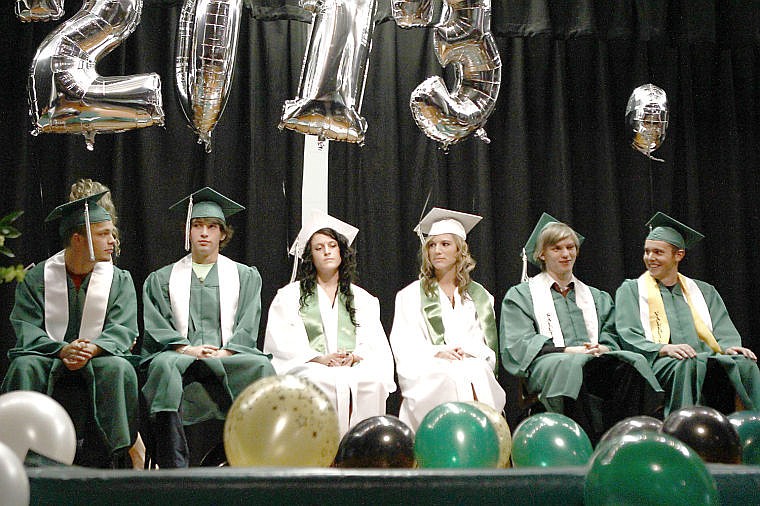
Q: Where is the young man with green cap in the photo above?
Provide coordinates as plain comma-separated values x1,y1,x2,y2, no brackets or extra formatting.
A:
500,213,663,443
615,212,760,415
2,192,139,468
140,187,275,468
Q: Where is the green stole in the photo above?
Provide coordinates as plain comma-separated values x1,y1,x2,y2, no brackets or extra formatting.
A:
419,281,498,357
299,285,356,354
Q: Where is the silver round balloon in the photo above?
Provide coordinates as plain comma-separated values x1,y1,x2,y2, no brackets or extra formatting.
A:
15,0,64,22
27,0,164,150
391,0,434,28
0,442,29,506
176,0,243,152
407,0,501,149
279,0,377,144
626,83,668,161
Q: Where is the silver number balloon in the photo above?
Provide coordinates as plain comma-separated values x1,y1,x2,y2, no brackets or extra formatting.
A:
28,0,164,150
279,0,377,144
15,0,64,22
391,0,433,28
176,0,243,152
396,0,501,149
626,83,668,162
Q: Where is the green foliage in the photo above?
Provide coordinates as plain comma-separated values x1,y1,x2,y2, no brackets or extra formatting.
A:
0,210,25,284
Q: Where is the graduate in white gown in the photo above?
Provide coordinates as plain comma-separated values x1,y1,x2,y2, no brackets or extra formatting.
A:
390,208,505,431
264,210,396,436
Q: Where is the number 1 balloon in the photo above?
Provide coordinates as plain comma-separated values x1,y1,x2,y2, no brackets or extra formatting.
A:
626,83,669,162
394,0,501,149
176,0,243,152
27,0,165,150
15,0,64,22
279,0,378,144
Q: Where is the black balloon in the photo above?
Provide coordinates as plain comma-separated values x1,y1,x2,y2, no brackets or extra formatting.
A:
333,415,415,468
598,416,663,447
661,406,742,464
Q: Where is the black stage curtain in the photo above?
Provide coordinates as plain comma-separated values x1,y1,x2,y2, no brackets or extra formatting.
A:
1,1,759,425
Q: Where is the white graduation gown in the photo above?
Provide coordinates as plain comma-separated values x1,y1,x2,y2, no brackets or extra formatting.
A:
390,280,506,431
264,282,396,436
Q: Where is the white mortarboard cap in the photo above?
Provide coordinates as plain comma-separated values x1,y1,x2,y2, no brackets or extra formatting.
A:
288,209,359,282
414,207,482,241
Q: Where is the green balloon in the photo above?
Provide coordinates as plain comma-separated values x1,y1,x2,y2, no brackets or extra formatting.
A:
511,413,593,467
728,411,760,465
585,432,719,506
414,402,499,468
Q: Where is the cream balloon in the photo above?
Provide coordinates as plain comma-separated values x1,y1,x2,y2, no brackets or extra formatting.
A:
468,400,512,468
224,375,340,467
0,442,29,506
0,391,77,465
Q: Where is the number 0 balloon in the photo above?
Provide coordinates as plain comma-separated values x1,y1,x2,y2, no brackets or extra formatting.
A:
15,0,64,22
27,0,165,150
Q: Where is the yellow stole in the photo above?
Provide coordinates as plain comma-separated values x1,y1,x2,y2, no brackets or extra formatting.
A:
642,272,721,353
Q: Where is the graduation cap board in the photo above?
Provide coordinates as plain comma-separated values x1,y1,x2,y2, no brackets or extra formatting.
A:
645,212,704,250
413,207,482,243
169,187,245,251
45,191,111,261
288,209,359,282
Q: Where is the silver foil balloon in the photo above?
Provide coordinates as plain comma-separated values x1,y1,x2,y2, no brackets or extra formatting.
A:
176,0,243,152
391,0,433,28
403,0,501,149
279,0,377,144
27,0,164,150
626,83,668,162
15,0,64,22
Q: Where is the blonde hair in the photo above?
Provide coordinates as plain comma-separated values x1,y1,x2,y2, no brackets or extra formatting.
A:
69,179,121,257
419,234,476,297
534,222,579,271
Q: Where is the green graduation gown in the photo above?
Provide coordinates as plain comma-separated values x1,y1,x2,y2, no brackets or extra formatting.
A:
2,260,139,455
141,261,274,424
615,278,760,415
501,281,663,439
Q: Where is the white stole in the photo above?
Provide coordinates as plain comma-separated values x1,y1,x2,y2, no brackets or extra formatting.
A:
528,272,598,346
636,272,712,342
169,254,239,345
43,250,113,342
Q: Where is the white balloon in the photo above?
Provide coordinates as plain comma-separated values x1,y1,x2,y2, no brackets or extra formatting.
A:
0,442,30,506
0,391,77,465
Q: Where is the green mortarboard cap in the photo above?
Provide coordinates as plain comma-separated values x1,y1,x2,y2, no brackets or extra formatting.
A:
169,187,244,222
45,191,111,238
523,213,585,268
645,212,703,249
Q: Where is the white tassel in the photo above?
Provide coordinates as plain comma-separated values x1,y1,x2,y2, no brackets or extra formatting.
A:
184,196,193,252
520,247,528,283
84,202,95,261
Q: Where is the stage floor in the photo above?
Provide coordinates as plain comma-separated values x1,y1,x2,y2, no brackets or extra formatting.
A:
27,464,760,505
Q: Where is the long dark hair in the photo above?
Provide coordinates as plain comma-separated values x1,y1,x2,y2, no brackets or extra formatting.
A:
298,228,358,327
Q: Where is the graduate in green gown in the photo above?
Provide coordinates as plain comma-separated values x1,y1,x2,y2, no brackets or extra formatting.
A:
501,214,663,442
2,193,139,468
140,188,275,468
614,212,760,415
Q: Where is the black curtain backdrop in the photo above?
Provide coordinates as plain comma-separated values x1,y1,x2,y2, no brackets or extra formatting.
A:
1,0,758,427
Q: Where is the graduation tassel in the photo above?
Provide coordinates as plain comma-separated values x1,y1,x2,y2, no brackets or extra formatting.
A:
184,195,193,252
289,238,300,283
520,247,528,283
84,201,95,261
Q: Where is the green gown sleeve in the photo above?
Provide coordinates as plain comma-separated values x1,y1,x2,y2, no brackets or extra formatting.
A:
499,283,551,377
8,263,63,357
695,280,743,349
613,279,663,361
141,266,187,359
595,289,623,351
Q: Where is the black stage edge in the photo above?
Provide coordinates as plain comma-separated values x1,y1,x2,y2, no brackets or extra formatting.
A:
28,465,760,505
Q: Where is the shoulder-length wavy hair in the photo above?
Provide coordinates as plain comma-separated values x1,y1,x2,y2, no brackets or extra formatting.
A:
419,234,476,298
298,227,358,327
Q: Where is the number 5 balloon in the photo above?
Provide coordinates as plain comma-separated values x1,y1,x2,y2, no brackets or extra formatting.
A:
15,0,64,22
27,0,164,150
394,0,501,149
176,0,243,152
279,0,378,144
